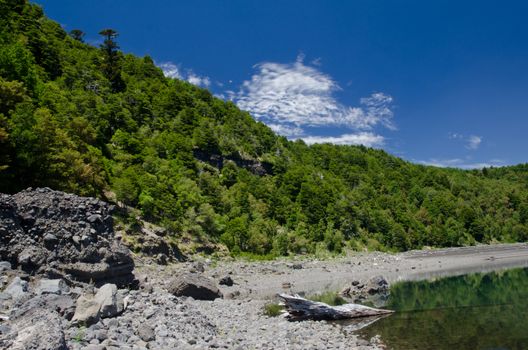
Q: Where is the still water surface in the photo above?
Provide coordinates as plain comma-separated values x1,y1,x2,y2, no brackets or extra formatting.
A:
355,267,528,350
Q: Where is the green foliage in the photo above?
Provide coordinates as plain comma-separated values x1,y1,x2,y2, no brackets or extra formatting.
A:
0,40,38,91
263,303,283,317
72,326,86,343
69,29,84,42
1,0,528,257
308,291,348,306
99,28,125,92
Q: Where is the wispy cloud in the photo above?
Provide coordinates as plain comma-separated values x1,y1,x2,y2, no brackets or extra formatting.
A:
158,62,211,88
235,58,394,130
416,158,503,169
266,124,305,137
158,62,182,79
311,57,322,66
187,73,211,88
233,56,394,147
466,135,482,150
448,132,483,150
302,132,385,147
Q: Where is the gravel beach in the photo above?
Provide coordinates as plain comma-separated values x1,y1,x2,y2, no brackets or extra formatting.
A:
128,243,528,349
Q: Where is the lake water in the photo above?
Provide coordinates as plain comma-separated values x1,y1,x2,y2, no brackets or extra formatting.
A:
355,267,528,350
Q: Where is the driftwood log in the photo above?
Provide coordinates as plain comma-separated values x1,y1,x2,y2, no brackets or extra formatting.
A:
278,293,394,321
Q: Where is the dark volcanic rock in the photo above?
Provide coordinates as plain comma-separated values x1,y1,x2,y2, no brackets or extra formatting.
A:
168,273,222,300
10,293,76,322
0,188,135,287
219,276,234,286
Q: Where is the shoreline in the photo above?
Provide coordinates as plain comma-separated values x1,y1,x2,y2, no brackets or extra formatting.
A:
188,243,528,299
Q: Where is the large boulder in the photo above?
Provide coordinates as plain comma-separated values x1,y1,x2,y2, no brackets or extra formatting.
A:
71,283,124,326
0,188,135,287
168,273,222,300
94,283,124,318
3,277,28,301
71,294,101,326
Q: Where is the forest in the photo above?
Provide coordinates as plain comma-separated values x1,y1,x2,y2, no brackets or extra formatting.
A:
1,0,528,257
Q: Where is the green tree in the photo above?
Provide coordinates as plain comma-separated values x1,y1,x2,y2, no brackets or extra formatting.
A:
69,29,85,42
0,115,9,172
99,28,125,92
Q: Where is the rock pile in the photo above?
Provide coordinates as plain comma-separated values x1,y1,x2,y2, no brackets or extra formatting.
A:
0,276,127,350
341,276,390,307
0,188,135,287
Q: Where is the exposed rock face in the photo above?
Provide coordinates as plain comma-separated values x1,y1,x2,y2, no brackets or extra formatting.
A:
0,188,135,287
131,225,185,263
168,273,222,300
193,149,273,176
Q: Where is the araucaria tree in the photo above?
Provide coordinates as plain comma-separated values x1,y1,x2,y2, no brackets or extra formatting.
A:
99,28,125,92
69,29,85,42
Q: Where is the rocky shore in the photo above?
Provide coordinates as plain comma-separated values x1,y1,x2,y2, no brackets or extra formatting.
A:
2,188,528,349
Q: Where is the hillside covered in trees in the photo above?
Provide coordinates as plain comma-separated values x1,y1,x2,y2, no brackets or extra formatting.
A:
1,0,528,257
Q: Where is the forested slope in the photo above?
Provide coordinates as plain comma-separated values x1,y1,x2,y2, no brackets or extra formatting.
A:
1,0,527,256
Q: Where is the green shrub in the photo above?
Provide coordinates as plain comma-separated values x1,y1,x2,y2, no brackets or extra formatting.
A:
263,303,283,317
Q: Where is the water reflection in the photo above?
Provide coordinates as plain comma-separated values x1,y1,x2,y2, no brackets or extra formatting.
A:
356,267,528,350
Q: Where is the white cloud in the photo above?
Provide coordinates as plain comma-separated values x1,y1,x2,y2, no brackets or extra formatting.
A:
158,62,182,79
266,123,305,137
466,135,482,150
158,61,211,87
448,132,483,150
301,132,385,147
416,158,503,169
359,93,396,130
187,73,211,88
234,59,395,133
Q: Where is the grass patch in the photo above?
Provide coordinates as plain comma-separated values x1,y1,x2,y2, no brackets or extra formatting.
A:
308,291,348,306
263,302,283,317
72,326,85,343
235,251,279,261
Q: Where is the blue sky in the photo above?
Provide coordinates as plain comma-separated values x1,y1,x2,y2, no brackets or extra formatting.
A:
35,0,528,168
